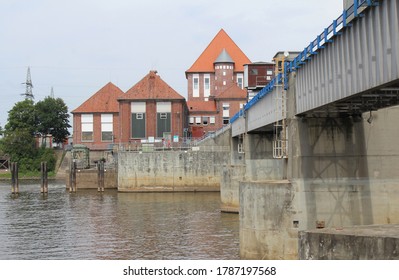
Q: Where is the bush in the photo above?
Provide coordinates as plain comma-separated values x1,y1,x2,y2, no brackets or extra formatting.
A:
34,147,56,172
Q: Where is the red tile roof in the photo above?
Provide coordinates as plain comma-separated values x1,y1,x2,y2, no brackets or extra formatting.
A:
215,84,247,100
72,82,123,113
120,70,185,101
186,29,251,74
187,100,217,113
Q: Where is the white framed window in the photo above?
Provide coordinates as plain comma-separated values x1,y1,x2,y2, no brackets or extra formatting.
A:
204,74,210,98
81,114,93,142
101,114,113,142
131,102,146,139
195,117,201,124
210,116,216,124
157,102,171,113
267,70,273,75
222,103,230,118
193,74,199,97
131,102,146,113
237,73,244,89
189,117,194,124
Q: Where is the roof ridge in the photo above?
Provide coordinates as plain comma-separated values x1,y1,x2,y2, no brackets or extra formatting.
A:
186,29,251,74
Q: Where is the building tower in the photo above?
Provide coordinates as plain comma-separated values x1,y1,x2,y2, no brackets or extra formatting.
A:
22,67,34,100
214,48,235,94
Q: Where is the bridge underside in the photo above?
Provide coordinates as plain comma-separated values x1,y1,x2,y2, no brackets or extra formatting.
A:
298,80,399,118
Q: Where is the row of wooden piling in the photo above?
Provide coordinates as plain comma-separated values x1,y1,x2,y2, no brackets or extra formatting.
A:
11,162,49,194
10,160,106,194
68,160,106,192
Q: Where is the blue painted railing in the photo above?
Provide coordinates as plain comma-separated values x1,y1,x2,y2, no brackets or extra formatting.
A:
287,0,378,73
230,0,378,125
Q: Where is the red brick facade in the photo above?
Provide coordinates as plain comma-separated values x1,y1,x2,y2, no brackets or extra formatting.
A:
72,72,188,150
185,29,251,137
71,29,253,146
71,82,123,150
117,71,188,144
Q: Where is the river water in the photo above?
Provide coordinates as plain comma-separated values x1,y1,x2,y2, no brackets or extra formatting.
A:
0,181,239,260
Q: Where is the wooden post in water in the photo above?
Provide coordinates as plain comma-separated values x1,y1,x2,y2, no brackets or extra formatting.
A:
40,161,48,194
11,162,19,194
97,160,105,192
69,161,77,193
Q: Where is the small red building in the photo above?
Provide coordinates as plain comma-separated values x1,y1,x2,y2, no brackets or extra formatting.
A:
244,62,276,101
117,70,188,145
71,82,123,150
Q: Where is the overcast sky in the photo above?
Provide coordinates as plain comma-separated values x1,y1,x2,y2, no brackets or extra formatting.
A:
0,0,344,129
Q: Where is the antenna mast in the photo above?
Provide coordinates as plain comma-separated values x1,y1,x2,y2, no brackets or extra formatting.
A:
22,67,34,100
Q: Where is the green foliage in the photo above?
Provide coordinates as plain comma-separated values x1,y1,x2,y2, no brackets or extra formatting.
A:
2,131,56,171
36,97,71,144
2,96,68,172
1,128,36,165
35,147,57,172
5,99,37,135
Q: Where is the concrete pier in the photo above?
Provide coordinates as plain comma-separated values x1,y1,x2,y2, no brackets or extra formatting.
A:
299,224,399,260
230,73,399,259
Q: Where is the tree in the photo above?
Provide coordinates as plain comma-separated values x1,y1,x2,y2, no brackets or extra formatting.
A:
5,99,37,135
35,96,71,145
1,128,37,166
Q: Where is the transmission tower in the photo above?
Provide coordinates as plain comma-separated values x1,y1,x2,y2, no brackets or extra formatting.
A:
22,67,34,100
50,86,55,98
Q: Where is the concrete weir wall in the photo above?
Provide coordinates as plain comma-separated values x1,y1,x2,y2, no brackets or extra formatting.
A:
65,168,118,189
118,149,230,192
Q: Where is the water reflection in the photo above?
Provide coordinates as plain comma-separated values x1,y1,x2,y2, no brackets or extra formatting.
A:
0,181,239,260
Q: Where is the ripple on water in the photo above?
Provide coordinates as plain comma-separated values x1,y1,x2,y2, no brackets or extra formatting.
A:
0,182,239,260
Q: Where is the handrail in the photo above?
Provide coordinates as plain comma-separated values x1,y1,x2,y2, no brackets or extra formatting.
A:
288,0,378,73
230,0,379,125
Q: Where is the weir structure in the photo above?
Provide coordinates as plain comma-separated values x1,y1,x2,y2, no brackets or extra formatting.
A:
223,0,399,259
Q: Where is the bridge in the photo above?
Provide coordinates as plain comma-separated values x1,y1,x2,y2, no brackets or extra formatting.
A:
231,0,398,138
214,0,399,259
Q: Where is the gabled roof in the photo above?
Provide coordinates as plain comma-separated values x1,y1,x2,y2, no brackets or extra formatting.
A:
120,70,185,101
186,29,251,74
72,82,123,113
215,84,247,100
187,100,217,113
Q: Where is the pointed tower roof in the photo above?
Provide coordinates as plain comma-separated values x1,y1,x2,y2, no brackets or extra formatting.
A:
120,70,185,101
214,48,234,64
72,82,123,113
186,29,251,74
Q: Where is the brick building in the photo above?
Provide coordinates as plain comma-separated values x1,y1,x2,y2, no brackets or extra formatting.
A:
185,29,251,137
71,82,123,150
117,70,188,145
244,62,276,101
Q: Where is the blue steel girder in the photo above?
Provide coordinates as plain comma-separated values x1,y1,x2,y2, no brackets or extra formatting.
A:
295,0,399,116
230,0,380,125
288,0,379,77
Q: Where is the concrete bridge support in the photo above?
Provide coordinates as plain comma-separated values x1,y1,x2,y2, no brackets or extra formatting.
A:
239,78,399,259
220,133,285,212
